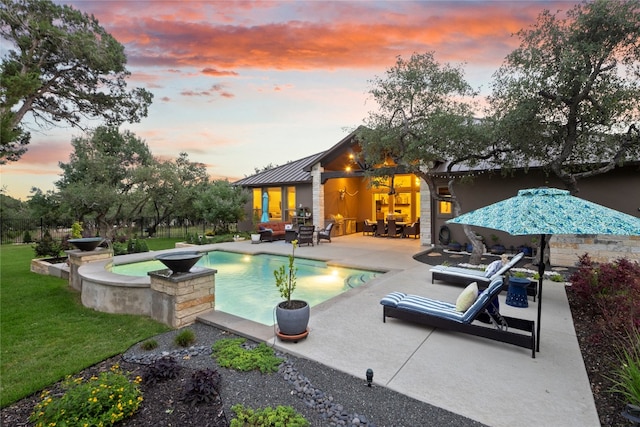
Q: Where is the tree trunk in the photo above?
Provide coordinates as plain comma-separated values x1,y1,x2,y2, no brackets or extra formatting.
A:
448,179,484,265
533,235,550,267
463,226,484,265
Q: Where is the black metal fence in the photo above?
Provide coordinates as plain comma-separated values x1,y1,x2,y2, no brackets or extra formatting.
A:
0,217,217,244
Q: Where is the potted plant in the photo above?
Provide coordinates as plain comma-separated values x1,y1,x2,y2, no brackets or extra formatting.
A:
274,240,310,339
447,241,462,252
489,234,506,255
251,210,262,244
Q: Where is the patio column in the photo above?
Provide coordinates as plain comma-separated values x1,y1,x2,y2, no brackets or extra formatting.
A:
419,178,432,246
311,163,324,228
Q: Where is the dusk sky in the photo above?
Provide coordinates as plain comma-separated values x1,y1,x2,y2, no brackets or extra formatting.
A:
2,0,576,200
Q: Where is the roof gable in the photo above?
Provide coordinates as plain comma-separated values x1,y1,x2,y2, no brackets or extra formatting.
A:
233,152,324,187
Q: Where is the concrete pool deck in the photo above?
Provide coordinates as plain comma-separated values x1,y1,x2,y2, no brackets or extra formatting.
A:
197,234,599,427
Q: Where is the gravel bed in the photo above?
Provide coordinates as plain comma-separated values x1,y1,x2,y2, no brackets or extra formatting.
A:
124,322,485,426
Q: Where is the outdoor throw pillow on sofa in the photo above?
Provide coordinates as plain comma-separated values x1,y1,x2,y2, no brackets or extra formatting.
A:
455,281,478,312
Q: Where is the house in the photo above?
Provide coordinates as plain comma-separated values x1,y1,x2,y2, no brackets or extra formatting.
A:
235,129,640,266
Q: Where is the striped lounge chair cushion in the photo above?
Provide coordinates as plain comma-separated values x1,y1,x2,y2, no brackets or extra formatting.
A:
380,292,406,307
380,278,503,324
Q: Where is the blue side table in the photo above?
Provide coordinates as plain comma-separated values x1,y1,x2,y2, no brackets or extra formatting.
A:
506,277,530,308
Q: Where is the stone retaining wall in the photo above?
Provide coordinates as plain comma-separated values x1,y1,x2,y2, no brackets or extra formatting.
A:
71,251,216,328
551,235,640,267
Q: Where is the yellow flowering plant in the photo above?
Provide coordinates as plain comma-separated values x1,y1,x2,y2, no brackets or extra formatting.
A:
29,365,143,427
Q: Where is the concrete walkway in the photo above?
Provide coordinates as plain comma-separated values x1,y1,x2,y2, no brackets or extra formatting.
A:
197,233,599,427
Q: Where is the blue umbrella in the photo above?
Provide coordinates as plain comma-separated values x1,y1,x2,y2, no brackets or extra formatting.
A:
260,191,269,223
447,187,640,352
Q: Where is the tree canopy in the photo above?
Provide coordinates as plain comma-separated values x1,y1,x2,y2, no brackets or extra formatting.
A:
140,152,210,236
358,52,482,177
194,180,250,234
55,126,155,238
0,0,153,163
489,0,640,193
357,52,495,262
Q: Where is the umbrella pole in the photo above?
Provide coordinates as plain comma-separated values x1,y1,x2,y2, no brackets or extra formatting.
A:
536,234,546,352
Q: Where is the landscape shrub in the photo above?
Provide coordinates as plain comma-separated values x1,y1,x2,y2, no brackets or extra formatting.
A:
610,330,640,407
29,364,142,427
140,339,158,350
71,221,83,239
143,356,181,385
183,368,222,407
22,230,33,243
174,328,196,347
185,232,206,245
230,404,309,427
126,237,149,253
33,230,62,258
212,338,283,373
569,254,640,346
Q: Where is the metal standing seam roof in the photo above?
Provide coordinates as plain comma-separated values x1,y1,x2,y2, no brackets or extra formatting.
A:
233,152,325,187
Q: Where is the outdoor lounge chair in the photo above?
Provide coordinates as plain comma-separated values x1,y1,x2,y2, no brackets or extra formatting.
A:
430,252,536,298
380,277,536,357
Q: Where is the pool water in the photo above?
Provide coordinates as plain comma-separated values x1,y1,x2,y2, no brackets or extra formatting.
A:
112,251,381,326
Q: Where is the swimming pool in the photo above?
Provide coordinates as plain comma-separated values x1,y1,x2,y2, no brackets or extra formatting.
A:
112,251,381,326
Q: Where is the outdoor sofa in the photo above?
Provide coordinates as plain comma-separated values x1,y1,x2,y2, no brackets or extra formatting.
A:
257,222,289,241
380,277,537,358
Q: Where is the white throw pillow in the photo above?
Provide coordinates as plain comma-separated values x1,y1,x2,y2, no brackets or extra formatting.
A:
456,282,479,312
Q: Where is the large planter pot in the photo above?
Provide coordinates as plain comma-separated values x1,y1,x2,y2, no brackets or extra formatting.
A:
275,300,310,336
447,242,462,252
490,244,506,255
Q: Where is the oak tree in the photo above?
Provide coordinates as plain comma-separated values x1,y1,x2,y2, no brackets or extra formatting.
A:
490,0,640,194
0,0,153,163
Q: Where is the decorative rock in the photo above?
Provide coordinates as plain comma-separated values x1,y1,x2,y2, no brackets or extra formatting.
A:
126,340,376,426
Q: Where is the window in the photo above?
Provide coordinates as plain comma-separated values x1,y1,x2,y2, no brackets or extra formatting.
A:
286,186,296,221
438,187,452,216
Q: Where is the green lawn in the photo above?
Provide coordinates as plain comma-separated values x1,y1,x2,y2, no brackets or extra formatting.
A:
0,242,177,407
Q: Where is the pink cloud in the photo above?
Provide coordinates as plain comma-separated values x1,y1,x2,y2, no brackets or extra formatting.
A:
202,68,239,76
58,0,573,74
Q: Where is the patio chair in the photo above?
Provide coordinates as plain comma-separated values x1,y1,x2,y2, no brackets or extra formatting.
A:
387,219,402,238
374,219,387,237
297,225,315,246
316,223,334,244
430,252,536,297
402,219,420,239
380,277,536,358
363,219,376,236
